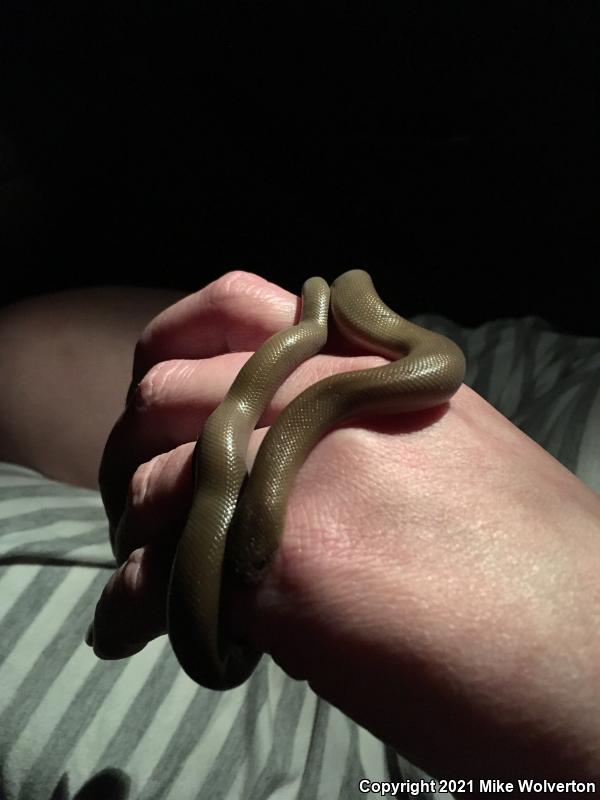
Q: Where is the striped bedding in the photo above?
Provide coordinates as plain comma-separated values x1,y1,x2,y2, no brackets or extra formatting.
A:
1,313,598,799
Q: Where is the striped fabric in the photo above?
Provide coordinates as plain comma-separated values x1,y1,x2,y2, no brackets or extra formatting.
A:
1,314,598,799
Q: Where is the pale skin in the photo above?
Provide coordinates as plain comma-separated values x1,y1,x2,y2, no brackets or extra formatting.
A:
2,272,600,791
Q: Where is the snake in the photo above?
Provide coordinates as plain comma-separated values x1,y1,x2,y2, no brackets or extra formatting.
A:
167,269,466,690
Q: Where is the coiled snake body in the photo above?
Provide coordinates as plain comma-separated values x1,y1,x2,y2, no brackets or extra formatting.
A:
167,270,466,690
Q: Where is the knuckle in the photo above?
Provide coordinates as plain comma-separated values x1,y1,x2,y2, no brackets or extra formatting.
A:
213,269,257,293
134,360,187,412
129,455,161,509
132,270,265,383
207,270,262,311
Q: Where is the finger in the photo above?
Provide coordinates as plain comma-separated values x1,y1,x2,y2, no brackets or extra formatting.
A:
100,271,300,531
129,269,360,387
95,348,396,662
100,355,246,533
101,344,387,534
87,544,172,660
131,270,301,384
89,426,272,660
113,442,195,564
128,353,253,447
107,352,389,547
128,351,388,464
113,428,271,567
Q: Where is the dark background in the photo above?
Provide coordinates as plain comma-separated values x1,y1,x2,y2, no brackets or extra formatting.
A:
2,2,598,334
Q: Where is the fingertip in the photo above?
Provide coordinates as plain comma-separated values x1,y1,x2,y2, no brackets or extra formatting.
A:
93,634,148,661
89,546,171,661
85,620,94,647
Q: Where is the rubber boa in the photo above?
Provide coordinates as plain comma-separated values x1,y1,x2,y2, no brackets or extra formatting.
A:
167,270,466,690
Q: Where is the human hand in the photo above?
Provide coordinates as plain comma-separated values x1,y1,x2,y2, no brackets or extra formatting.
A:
94,271,600,783
95,270,389,654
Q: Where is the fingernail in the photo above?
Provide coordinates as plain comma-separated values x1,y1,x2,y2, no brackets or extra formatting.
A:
85,621,94,647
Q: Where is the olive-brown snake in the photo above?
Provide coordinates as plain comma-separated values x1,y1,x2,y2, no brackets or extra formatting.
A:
167,270,466,690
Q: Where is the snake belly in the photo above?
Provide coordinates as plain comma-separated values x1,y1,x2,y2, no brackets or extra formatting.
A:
167,269,466,690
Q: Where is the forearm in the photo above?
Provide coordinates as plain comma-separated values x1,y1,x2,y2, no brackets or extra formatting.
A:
0,287,184,488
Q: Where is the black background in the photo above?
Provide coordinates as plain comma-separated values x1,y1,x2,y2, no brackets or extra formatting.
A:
2,2,598,334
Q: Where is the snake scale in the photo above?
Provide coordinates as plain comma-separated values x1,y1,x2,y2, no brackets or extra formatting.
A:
167,269,466,690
